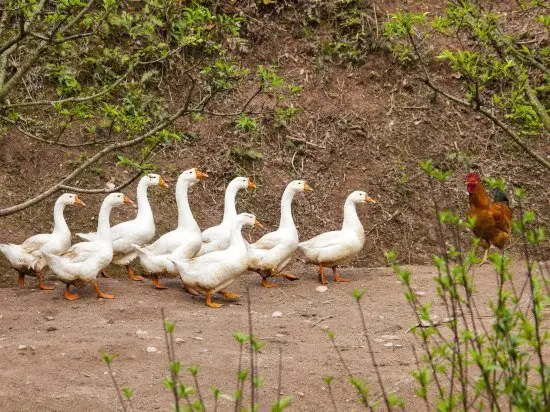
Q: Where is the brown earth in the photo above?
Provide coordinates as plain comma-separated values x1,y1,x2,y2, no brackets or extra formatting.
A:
0,261,545,411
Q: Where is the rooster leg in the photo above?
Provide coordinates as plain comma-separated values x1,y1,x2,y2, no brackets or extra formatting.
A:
205,290,223,308
91,281,115,299
17,274,25,288
332,266,351,283
479,249,489,266
220,290,240,299
151,274,168,290
37,270,55,290
126,265,144,281
318,265,327,285
64,284,80,301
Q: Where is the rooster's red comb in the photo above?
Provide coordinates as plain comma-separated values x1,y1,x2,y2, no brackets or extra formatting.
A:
465,172,481,182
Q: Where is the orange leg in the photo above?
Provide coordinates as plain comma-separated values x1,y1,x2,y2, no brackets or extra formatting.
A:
91,280,115,299
280,273,299,281
101,269,110,278
205,290,223,308
126,265,144,281
64,284,80,300
220,290,240,299
183,284,200,295
261,278,278,288
332,267,350,283
37,270,55,290
17,274,25,288
151,274,168,290
318,265,327,285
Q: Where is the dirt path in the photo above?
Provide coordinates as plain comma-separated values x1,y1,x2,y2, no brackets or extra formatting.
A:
0,262,532,411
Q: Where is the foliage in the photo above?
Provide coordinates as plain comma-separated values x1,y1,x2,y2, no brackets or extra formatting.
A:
384,1,550,170
0,0,298,216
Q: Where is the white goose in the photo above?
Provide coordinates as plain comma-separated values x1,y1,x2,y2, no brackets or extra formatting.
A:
133,167,207,289
0,193,85,290
248,180,313,287
297,191,376,284
44,193,133,300
77,174,167,280
196,176,255,256
169,213,262,308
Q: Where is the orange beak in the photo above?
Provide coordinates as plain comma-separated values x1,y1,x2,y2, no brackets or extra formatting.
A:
304,183,313,192
123,195,134,205
248,180,257,189
254,219,264,229
74,195,86,206
365,196,376,203
158,177,169,189
195,169,208,180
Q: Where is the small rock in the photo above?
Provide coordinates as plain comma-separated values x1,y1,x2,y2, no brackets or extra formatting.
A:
443,317,454,323
395,344,403,348
45,316,54,321
193,336,204,341
17,345,27,350
175,338,185,344
384,342,394,347
316,286,328,293
136,329,148,337
146,346,158,353
271,311,283,318
415,291,427,296
107,319,114,325
297,392,305,397
46,326,57,332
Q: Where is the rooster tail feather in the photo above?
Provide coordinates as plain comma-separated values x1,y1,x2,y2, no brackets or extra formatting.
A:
492,187,509,205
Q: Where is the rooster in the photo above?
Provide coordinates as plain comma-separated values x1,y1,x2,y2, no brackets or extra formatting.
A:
465,172,513,264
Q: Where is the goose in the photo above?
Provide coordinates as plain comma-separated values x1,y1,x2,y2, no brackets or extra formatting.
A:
196,176,255,256
169,213,262,308
44,193,133,300
297,191,376,284
0,193,85,290
77,173,167,280
133,167,207,289
248,180,313,287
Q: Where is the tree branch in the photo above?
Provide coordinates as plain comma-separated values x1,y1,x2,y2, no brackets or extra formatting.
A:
58,171,142,194
422,78,550,170
0,80,213,217
1,67,132,109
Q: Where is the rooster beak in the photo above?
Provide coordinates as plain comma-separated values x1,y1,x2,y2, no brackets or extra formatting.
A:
123,195,134,206
304,183,313,192
195,169,208,180
365,196,376,203
74,195,86,206
248,180,257,189
254,219,264,228
159,177,169,189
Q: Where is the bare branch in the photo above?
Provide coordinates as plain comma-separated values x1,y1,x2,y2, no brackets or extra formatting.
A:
58,171,142,194
0,91,206,216
422,78,550,170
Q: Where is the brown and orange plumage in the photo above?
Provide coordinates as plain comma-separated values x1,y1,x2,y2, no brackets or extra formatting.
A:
465,173,513,264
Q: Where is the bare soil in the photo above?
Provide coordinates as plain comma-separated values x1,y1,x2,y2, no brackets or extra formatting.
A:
0,261,542,411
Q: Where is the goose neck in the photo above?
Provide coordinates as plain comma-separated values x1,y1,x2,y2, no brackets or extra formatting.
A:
136,178,154,223
342,198,363,232
221,182,239,225
279,186,297,230
52,199,70,236
97,202,115,239
228,220,246,249
176,179,198,231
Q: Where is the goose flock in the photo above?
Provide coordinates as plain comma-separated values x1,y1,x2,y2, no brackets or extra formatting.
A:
0,168,376,308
